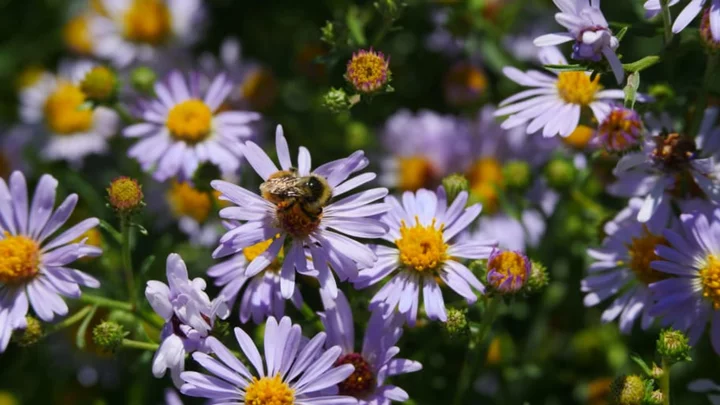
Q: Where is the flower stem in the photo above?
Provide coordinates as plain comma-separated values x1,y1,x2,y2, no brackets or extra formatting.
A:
300,302,325,332
690,53,720,137
47,305,94,334
661,359,671,405
660,0,673,44
122,339,159,351
121,217,137,308
79,294,133,311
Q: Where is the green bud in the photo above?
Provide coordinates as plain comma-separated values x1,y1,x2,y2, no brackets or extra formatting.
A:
131,66,157,95
346,121,373,150
647,390,663,405
320,21,335,45
657,329,691,364
444,308,469,340
650,363,663,380
192,162,222,194
80,66,118,103
442,174,469,203
525,260,549,294
502,160,531,190
12,316,43,347
322,88,351,113
608,375,645,405
92,321,127,353
544,158,576,190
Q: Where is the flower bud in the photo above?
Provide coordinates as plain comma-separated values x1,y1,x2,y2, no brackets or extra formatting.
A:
12,316,43,347
502,160,531,190
80,66,118,103
650,363,664,380
608,375,645,405
442,174,469,204
525,260,549,294
444,308,469,340
486,250,531,295
344,48,391,94
597,107,643,154
544,157,576,190
107,176,144,215
131,66,157,95
322,88,351,113
92,321,127,353
657,329,691,364
648,390,663,405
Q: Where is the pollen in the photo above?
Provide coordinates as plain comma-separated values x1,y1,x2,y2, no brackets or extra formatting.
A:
243,237,285,272
467,157,504,215
107,177,144,213
700,255,720,310
486,250,530,294
275,201,321,239
556,72,602,106
166,181,212,223
398,156,434,191
335,353,376,398
43,82,93,135
63,14,93,54
563,125,595,150
396,216,448,272
122,0,172,45
624,226,669,285
344,48,390,94
244,374,294,405
166,100,213,144
598,108,643,153
0,233,40,285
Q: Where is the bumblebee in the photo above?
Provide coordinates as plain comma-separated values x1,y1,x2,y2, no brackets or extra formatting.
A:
260,168,332,219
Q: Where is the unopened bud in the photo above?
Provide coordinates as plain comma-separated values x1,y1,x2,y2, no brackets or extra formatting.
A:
92,321,127,353
544,157,576,190
80,66,117,103
648,390,663,405
442,174,469,204
444,308,469,340
322,88,351,113
344,49,391,94
657,329,691,364
486,250,531,295
107,176,144,215
650,363,664,380
608,375,645,405
502,160,531,190
131,66,157,95
12,316,43,347
525,260,549,294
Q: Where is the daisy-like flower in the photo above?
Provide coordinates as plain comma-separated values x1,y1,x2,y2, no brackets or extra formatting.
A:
207,238,303,324
90,0,205,67
644,0,720,42
211,125,389,300
18,60,119,164
145,253,229,387
582,198,677,333
318,290,422,404
165,181,224,247
608,109,720,222
596,106,644,153
0,171,102,352
124,71,260,181
355,187,496,325
649,206,720,354
534,0,624,83
180,316,358,405
494,46,629,138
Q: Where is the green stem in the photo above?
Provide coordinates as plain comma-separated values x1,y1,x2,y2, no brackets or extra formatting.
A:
122,339,159,351
690,53,720,137
121,217,137,308
300,303,325,331
79,294,133,311
571,189,606,218
660,0,673,44
661,359,671,405
47,305,94,334
113,102,136,123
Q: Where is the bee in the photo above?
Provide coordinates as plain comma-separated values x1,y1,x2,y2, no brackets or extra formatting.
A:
260,168,332,219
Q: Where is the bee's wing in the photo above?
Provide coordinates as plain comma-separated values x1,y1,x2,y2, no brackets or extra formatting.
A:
260,176,309,197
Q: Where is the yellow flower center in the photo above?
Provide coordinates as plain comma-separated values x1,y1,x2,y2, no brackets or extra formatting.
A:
243,237,284,273
556,72,602,106
166,99,213,144
107,177,143,212
122,0,172,45
396,217,448,272
43,82,93,135
397,156,434,191
167,182,212,223
487,251,529,293
700,255,720,310
63,14,93,54
0,233,40,285
467,157,504,214
624,226,669,285
244,374,295,405
345,50,389,93
563,125,595,150
15,66,46,91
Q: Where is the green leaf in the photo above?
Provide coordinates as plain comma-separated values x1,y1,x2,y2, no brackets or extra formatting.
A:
346,6,367,46
139,255,156,276
630,353,652,377
99,220,123,244
131,222,148,236
622,56,661,73
543,64,587,72
76,305,98,350
624,72,641,109
615,26,629,41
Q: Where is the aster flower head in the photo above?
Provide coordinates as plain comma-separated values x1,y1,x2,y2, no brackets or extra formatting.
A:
494,46,634,138
582,198,677,333
0,171,102,353
207,238,303,324
165,181,225,247
180,316,358,405
534,0,624,83
649,206,720,354
644,0,720,42
319,290,422,404
597,106,644,153
123,70,260,181
486,249,532,294
355,187,497,326
144,253,229,386
18,60,120,164
344,48,391,94
211,125,389,301
608,109,720,222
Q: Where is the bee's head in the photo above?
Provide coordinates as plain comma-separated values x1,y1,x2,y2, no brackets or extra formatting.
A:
303,175,332,206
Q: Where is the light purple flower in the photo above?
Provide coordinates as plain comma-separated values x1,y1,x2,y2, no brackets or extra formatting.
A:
164,389,183,405
0,171,101,353
649,206,720,354
534,0,624,83
318,290,421,404
145,253,229,387
124,70,260,181
582,198,677,333
608,109,720,222
180,316,358,405
644,0,720,41
355,187,496,326
211,125,389,300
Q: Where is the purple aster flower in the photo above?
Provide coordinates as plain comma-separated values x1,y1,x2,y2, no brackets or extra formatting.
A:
494,46,630,138
582,198,678,333
207,238,303,324
355,187,496,326
211,125,389,300
145,253,229,387
645,0,720,42
180,316,358,405
534,0,624,83
608,109,720,222
596,106,644,153
124,70,260,181
164,389,183,405
318,290,422,404
649,206,720,354
486,249,532,294
0,171,101,353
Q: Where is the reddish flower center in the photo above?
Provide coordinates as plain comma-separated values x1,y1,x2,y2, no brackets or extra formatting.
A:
335,353,376,398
